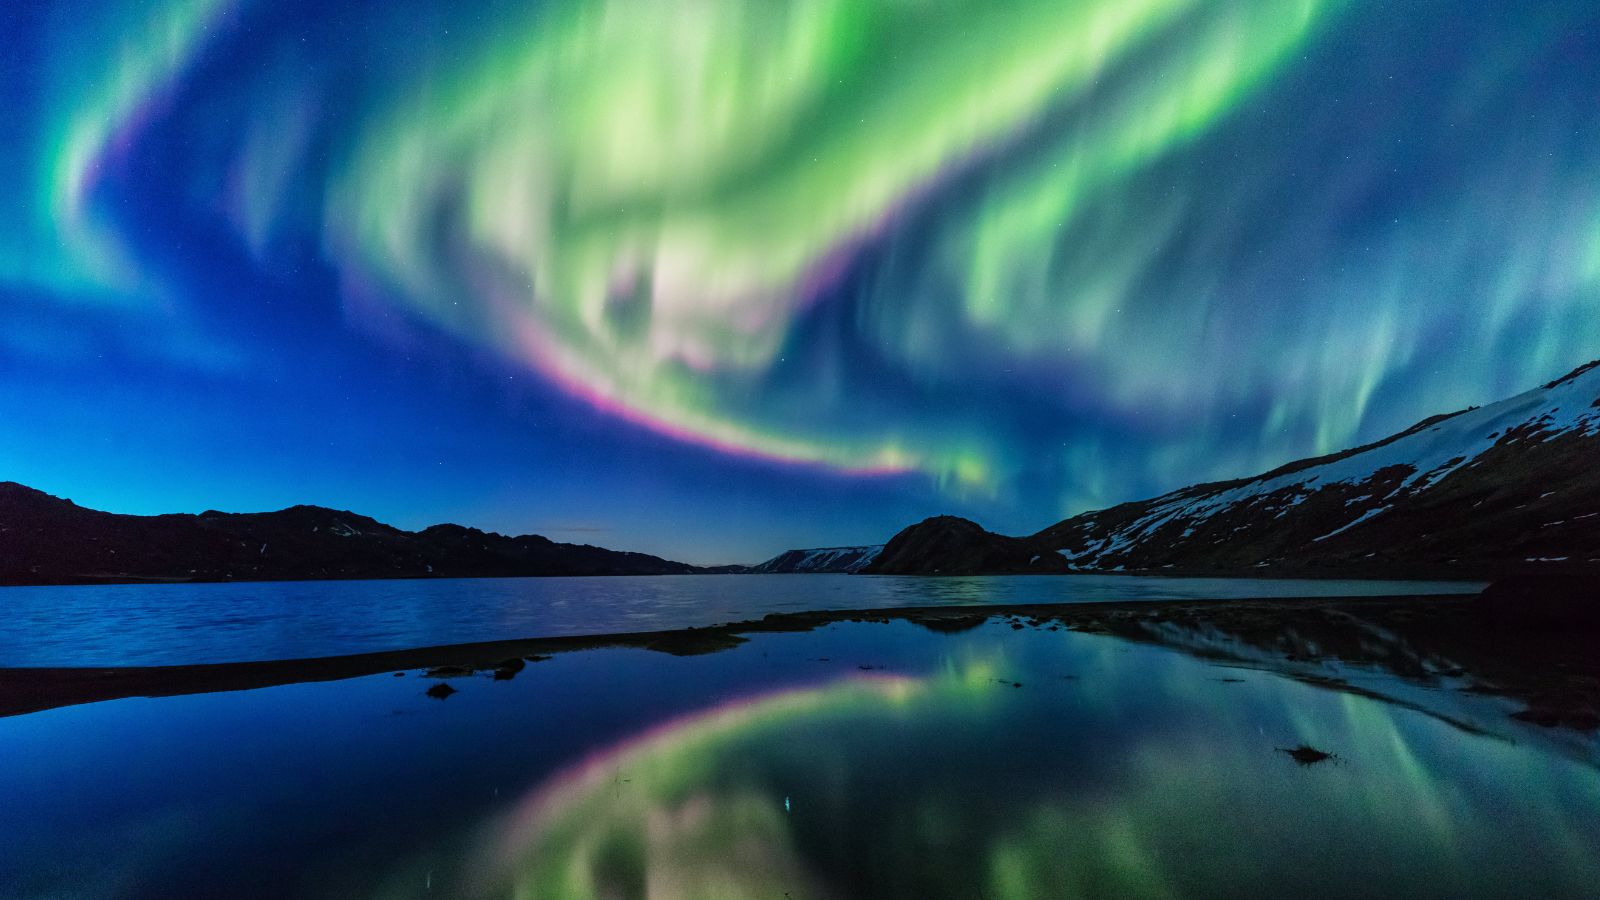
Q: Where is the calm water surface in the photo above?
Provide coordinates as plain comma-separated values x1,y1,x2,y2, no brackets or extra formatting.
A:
0,574,1480,666
0,619,1594,899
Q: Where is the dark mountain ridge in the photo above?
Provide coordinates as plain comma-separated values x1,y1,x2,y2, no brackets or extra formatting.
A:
868,516,1068,576
866,361,1600,578
0,483,701,586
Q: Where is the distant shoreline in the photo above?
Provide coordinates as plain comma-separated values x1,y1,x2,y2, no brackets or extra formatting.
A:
0,593,1479,716
2,569,1491,589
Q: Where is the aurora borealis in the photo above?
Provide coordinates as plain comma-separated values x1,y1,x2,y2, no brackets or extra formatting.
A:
4,0,1600,561
469,638,1600,900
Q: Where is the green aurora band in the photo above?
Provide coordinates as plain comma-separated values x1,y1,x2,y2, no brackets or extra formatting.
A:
7,0,231,296
329,0,1333,490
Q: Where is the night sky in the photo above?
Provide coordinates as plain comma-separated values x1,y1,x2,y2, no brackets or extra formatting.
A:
3,0,1599,564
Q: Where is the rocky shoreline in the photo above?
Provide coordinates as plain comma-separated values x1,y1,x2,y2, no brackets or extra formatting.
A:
4,584,1595,733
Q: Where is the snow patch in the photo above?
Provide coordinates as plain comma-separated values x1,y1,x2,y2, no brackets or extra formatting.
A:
1312,506,1391,543
1047,364,1600,566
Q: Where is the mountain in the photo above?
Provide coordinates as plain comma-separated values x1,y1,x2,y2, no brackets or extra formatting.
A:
0,483,701,585
867,517,1067,575
866,361,1600,578
747,545,884,574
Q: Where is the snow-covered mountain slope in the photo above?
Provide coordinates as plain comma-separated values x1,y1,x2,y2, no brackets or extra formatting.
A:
748,545,884,574
1034,360,1600,577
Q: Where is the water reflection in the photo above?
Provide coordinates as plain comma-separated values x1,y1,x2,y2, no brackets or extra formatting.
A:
480,642,1600,900
490,677,922,899
3,620,1595,899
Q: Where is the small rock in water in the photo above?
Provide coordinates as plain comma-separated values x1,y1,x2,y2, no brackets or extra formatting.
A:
425,682,458,700
1277,744,1333,766
1512,706,1600,731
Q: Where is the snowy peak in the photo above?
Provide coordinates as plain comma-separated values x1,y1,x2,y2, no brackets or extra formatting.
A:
1038,360,1600,576
749,545,884,574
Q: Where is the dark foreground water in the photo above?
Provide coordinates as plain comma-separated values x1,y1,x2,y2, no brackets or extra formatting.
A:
0,574,1480,666
2,617,1595,899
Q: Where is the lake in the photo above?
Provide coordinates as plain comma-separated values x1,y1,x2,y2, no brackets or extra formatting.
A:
1,611,1595,900
0,574,1480,666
